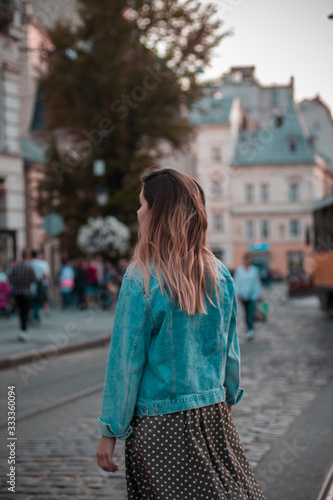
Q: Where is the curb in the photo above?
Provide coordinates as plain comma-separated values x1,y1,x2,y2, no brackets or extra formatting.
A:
316,464,333,500
0,334,111,371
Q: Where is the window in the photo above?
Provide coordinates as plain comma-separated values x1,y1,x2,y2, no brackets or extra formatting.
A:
275,115,283,128
287,252,303,274
289,183,300,202
260,184,269,203
279,224,285,238
245,184,254,203
290,140,296,153
261,220,270,239
212,147,222,162
270,89,278,105
290,219,301,237
13,11,22,27
213,214,223,232
245,220,255,239
212,180,222,198
241,116,248,130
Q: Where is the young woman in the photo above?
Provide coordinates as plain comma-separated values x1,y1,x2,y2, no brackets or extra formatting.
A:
96,168,266,499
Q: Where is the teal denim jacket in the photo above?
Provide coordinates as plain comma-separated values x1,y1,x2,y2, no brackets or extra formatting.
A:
98,258,244,440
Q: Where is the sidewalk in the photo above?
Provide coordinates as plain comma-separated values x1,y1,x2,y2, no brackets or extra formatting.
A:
0,306,115,370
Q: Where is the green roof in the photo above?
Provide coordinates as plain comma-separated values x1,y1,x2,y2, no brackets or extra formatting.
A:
21,137,46,164
233,100,315,165
189,96,234,126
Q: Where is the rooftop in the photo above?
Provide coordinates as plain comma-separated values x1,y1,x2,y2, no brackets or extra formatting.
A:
189,95,234,126
233,100,315,166
21,136,46,164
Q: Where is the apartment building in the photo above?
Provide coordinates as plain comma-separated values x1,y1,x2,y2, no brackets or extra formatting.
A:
231,101,333,276
0,0,27,264
0,1,48,266
189,67,333,277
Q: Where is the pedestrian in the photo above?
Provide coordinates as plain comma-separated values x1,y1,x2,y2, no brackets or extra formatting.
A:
9,249,37,341
38,249,51,315
95,254,108,309
105,261,121,306
0,266,12,316
96,168,266,500
234,253,262,340
74,258,87,309
58,258,75,309
85,258,98,306
116,258,127,283
29,250,50,323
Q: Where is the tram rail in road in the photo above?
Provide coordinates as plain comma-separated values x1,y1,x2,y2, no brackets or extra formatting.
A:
0,349,108,433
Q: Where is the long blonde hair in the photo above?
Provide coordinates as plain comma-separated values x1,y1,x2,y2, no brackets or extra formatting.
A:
128,168,220,315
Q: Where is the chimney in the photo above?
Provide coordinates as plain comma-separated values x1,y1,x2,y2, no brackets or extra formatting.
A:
290,76,294,97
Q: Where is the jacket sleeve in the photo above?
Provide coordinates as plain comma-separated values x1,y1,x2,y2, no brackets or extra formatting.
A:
98,272,154,440
224,283,244,406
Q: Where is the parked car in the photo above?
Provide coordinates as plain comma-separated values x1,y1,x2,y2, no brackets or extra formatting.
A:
287,272,314,297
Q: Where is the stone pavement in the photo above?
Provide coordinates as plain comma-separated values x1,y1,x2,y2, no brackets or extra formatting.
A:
0,284,333,499
255,377,333,500
2,395,128,500
0,306,115,370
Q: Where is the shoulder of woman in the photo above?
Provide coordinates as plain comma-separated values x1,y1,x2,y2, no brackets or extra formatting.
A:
123,264,145,291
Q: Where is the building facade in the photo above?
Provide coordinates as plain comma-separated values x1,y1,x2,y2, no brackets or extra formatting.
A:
299,96,333,169
189,67,333,277
0,0,27,265
0,2,51,267
189,94,243,265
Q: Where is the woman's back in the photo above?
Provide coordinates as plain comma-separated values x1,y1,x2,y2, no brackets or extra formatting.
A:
134,258,243,415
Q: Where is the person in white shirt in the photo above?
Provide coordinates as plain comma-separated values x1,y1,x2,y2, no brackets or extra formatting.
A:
30,250,51,321
234,253,262,340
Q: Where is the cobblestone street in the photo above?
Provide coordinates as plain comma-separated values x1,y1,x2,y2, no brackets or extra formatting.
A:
1,1,333,499
0,284,332,499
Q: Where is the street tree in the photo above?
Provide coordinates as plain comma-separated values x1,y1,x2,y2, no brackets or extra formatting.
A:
37,0,227,256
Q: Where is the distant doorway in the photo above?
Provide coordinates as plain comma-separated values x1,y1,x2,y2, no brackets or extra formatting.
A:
249,252,270,279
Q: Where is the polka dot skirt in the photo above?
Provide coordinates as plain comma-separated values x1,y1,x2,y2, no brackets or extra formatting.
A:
125,401,266,499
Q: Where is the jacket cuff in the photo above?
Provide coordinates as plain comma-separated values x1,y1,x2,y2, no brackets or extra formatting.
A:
226,387,244,406
98,417,133,440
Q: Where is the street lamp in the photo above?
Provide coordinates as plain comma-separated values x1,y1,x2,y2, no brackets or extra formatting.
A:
93,159,106,177
93,159,108,218
95,186,109,218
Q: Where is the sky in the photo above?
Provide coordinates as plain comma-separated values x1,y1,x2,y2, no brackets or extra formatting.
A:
200,0,333,113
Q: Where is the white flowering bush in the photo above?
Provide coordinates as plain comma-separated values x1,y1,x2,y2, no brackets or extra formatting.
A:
77,216,131,256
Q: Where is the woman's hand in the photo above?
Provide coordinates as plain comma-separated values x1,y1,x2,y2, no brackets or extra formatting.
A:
96,436,118,472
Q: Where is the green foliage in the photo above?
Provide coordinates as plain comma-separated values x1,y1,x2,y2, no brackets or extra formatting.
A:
38,0,227,256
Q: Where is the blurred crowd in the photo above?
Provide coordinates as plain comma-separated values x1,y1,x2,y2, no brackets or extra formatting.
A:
57,255,127,310
0,249,127,341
